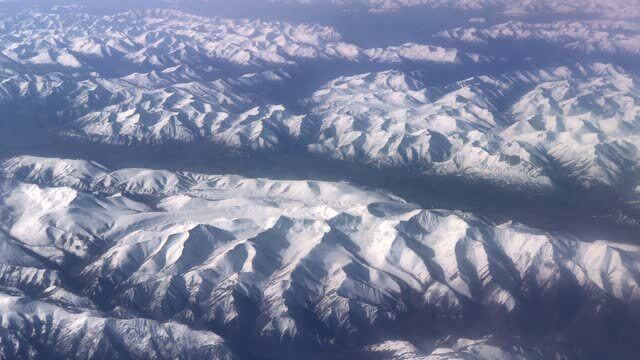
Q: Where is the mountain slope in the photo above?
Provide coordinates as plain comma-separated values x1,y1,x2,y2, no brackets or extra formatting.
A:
0,155,638,358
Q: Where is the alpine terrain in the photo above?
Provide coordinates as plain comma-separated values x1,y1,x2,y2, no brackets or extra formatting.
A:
0,1,638,359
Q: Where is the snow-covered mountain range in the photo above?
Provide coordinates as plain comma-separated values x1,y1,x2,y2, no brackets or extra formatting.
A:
437,20,640,58
0,8,485,74
269,0,640,18
2,58,638,193
0,155,638,359
0,3,638,359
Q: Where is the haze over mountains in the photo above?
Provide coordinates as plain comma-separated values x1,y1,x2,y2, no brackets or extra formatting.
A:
0,1,638,359
269,0,640,18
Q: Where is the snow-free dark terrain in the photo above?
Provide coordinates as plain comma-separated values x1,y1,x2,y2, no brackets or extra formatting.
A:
0,1,638,359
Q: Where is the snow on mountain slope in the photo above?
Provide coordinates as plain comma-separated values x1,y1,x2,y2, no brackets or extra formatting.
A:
363,43,488,64
0,8,345,70
2,59,637,191
437,20,640,58
0,66,303,148
499,0,640,19
363,337,535,359
300,63,640,189
500,74,640,187
443,64,640,189
0,290,234,360
271,0,640,18
0,3,638,359
303,69,500,166
0,155,638,358
0,155,108,188
0,8,480,74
